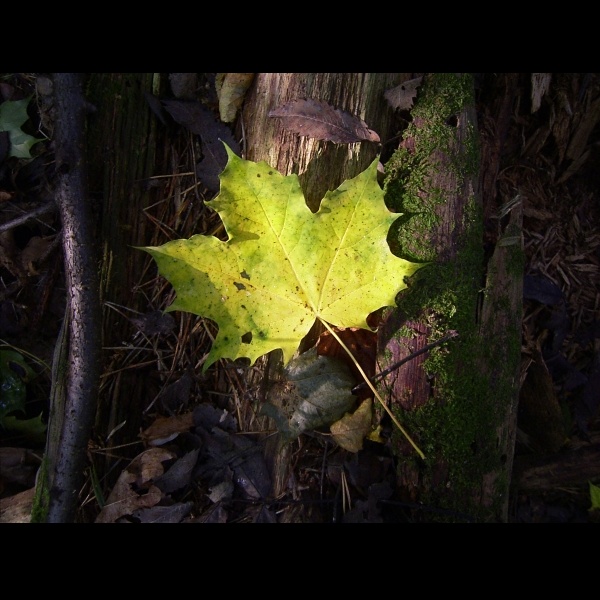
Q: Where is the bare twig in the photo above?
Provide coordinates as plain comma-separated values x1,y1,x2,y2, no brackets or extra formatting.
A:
0,201,56,234
351,330,459,394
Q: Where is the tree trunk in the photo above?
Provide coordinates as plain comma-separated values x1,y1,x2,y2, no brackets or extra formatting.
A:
31,74,102,522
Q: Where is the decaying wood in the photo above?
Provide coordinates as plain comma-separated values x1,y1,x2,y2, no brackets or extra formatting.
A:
374,74,524,521
476,198,523,521
377,76,481,400
85,74,171,487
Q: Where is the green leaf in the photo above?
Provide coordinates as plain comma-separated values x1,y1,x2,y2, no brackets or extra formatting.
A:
142,144,425,369
0,349,34,421
0,96,43,158
590,481,600,510
2,412,47,443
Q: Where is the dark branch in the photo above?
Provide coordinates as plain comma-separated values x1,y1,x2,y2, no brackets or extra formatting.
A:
0,201,56,234
45,73,101,522
352,330,459,394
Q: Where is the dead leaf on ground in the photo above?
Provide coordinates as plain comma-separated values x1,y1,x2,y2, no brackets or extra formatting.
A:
188,502,227,523
154,448,200,493
269,98,380,144
264,348,357,440
19,235,55,276
157,370,193,415
161,99,241,193
196,427,271,501
215,73,255,123
330,398,374,453
140,411,195,446
207,474,234,504
193,403,237,432
0,486,35,523
95,447,175,523
132,501,193,523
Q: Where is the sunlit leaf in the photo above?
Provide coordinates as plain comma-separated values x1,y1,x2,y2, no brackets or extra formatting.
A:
141,144,425,369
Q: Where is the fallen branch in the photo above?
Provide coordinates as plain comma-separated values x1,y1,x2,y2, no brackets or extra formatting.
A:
0,201,56,234
32,74,101,523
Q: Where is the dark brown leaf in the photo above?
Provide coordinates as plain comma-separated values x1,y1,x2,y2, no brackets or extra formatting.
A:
140,412,195,446
161,100,241,192
268,98,380,144
144,92,168,125
154,449,200,493
95,448,175,523
158,370,193,415
132,501,193,523
130,309,176,336
317,325,377,394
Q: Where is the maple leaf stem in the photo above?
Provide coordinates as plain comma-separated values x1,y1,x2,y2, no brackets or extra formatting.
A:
318,318,426,460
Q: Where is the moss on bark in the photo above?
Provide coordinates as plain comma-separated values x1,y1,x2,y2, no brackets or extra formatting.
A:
378,73,523,522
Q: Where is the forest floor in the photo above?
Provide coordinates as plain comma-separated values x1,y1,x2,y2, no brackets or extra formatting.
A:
0,73,599,523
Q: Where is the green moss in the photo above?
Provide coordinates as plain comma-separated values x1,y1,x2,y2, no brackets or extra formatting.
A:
30,457,50,523
385,74,479,265
379,74,519,521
